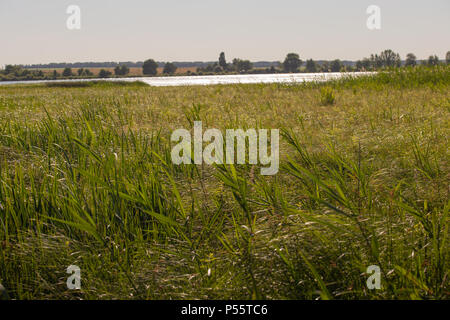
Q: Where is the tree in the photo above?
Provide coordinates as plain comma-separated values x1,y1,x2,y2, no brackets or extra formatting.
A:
405,53,417,67
4,65,22,75
115,65,130,76
330,59,342,72
77,68,85,76
319,61,329,72
370,54,383,69
121,65,130,75
305,59,317,73
52,70,60,78
361,58,371,70
356,60,371,71
346,65,355,72
163,62,177,74
283,53,302,73
356,60,363,71
427,55,440,66
378,49,401,67
99,69,112,78
62,68,73,77
142,59,158,75
219,52,227,70
446,51,450,64
232,59,253,72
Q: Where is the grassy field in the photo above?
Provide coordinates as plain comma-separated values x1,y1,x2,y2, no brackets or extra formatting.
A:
0,67,448,300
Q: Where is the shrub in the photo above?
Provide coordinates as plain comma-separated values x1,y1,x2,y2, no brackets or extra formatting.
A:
163,62,177,74
98,69,112,78
319,87,336,105
142,59,158,75
62,68,73,77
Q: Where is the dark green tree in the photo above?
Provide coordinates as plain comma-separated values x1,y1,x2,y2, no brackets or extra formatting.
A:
99,69,112,78
142,59,158,75
370,54,383,69
121,65,130,75
62,67,73,77
305,59,317,73
4,65,22,75
319,61,329,72
378,49,401,67
446,51,450,64
163,62,177,74
283,53,302,73
355,59,366,71
115,65,130,76
405,53,417,67
427,55,440,66
361,58,371,70
219,52,227,70
232,59,253,72
330,59,342,72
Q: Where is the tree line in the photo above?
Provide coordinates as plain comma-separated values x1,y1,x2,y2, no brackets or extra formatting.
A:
144,50,450,76
280,50,449,73
0,65,132,81
1,50,449,81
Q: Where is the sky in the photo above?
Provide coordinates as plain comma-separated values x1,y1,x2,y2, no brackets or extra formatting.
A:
0,0,449,65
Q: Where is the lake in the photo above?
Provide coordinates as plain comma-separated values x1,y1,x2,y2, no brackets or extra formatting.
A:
0,72,375,87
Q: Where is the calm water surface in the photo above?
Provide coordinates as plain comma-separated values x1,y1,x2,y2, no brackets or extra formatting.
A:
0,72,375,87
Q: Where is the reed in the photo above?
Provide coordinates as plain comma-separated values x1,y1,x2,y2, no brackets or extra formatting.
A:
0,66,448,299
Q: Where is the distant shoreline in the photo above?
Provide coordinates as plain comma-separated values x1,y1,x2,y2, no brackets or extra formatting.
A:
0,72,376,87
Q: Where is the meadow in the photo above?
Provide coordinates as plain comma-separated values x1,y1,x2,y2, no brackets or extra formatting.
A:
0,66,448,299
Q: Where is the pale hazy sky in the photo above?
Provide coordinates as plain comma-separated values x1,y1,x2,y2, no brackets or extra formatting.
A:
0,0,449,65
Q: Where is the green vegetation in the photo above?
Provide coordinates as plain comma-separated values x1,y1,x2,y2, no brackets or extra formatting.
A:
283,53,303,73
42,80,148,88
330,59,343,72
319,87,336,105
98,69,112,78
62,68,73,77
163,62,177,75
219,52,227,70
3,49,449,82
142,59,158,76
427,55,440,67
305,59,317,73
114,65,130,76
405,53,417,67
232,59,253,73
0,66,448,299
